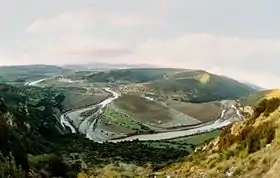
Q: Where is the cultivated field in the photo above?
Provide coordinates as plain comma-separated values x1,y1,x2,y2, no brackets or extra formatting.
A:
113,94,174,125
39,78,111,111
165,100,221,122
61,90,110,111
99,107,152,135
113,94,201,129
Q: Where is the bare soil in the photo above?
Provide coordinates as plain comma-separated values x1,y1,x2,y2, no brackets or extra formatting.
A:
165,100,221,122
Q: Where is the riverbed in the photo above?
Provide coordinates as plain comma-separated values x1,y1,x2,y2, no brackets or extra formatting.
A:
28,78,243,143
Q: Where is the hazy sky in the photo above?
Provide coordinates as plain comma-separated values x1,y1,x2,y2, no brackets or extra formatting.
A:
0,0,280,88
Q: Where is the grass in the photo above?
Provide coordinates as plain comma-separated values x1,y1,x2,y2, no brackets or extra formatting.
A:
100,107,152,134
239,89,280,107
265,90,280,99
170,129,221,145
142,141,194,153
159,99,280,178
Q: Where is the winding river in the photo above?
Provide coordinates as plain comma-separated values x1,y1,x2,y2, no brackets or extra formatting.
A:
27,78,243,143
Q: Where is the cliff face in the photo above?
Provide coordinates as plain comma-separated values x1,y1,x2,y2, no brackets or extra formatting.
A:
159,97,280,177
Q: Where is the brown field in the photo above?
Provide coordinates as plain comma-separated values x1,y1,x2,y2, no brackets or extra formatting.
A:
62,91,110,111
40,78,111,111
165,100,221,122
113,94,174,125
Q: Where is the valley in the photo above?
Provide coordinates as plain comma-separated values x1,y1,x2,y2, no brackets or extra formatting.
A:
1,65,271,178
27,72,245,143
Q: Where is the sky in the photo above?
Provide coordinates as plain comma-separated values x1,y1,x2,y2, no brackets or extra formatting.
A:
0,0,280,88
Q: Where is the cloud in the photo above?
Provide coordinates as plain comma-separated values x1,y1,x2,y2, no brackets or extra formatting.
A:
25,9,159,34
11,7,280,88
121,33,280,88
108,14,156,27
26,11,91,34
64,48,132,58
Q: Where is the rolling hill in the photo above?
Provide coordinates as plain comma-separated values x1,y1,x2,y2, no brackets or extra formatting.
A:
87,68,185,83
240,89,280,106
0,65,66,83
87,68,256,102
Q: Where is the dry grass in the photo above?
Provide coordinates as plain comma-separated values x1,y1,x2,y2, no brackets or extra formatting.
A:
265,90,280,99
165,100,221,122
158,105,280,177
160,143,280,178
87,163,152,178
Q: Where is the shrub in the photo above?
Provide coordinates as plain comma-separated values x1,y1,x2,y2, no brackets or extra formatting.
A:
29,154,77,177
253,98,280,118
218,118,276,157
0,156,25,178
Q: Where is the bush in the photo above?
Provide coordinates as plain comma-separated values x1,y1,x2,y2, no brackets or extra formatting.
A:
219,119,276,157
0,156,25,178
253,98,280,118
29,154,77,178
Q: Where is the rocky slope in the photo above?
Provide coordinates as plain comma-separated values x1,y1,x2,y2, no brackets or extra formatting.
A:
158,97,280,177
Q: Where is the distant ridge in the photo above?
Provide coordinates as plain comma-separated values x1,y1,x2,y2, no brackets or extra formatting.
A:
62,62,158,71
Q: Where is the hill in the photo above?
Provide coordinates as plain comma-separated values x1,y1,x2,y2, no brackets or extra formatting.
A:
0,65,65,83
0,84,195,177
240,89,280,106
244,82,266,91
158,97,280,177
88,68,256,102
63,62,157,71
87,68,185,83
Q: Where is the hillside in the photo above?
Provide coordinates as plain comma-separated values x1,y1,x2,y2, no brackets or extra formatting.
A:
158,97,280,177
0,65,66,83
88,68,256,102
240,89,280,106
0,84,197,177
148,71,255,102
87,68,185,83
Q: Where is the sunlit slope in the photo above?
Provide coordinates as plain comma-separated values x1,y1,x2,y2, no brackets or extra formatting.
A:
240,89,280,106
159,98,280,177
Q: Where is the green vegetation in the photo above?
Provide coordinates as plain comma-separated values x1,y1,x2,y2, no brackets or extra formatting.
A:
0,84,193,177
0,156,25,178
101,107,152,134
148,72,255,102
252,97,280,119
88,68,256,102
171,129,221,145
87,68,184,83
0,65,64,83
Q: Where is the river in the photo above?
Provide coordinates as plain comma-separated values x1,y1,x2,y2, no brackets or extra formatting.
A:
27,78,243,143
